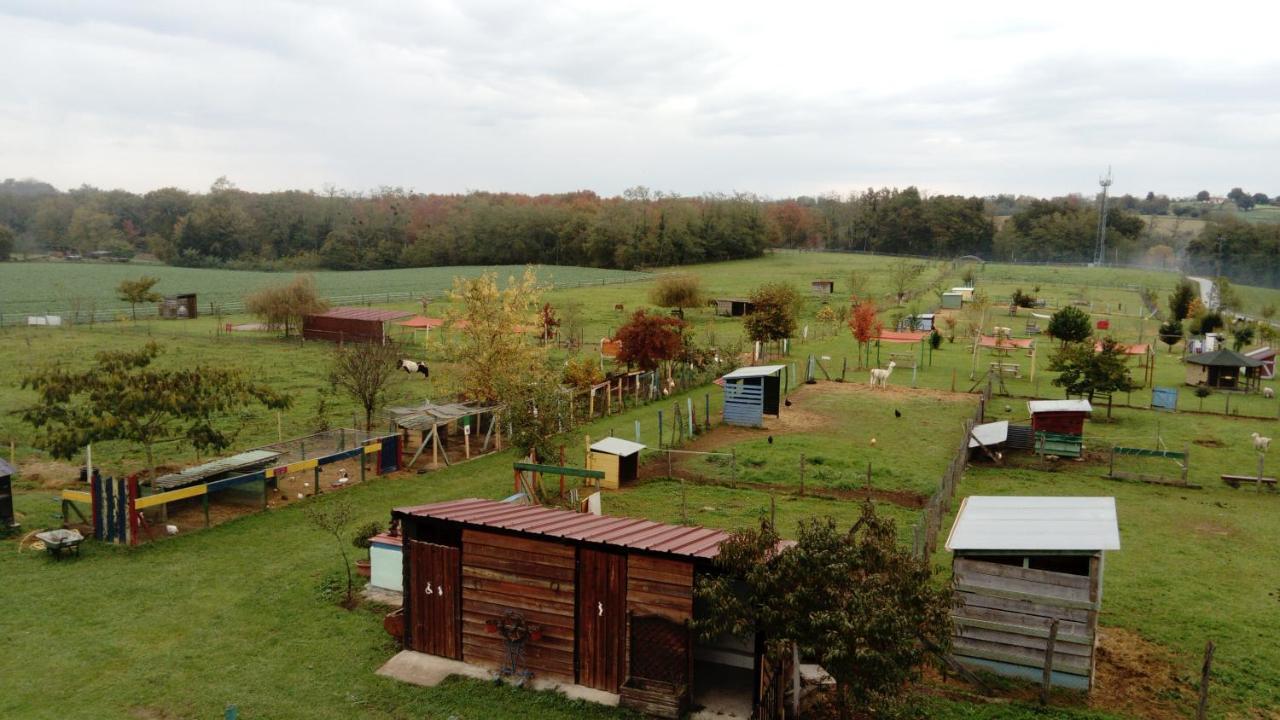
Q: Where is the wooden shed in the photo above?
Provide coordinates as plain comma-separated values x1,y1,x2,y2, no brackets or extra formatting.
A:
1185,348,1264,391
390,498,794,718
1245,346,1277,380
158,293,198,319
0,459,16,531
946,496,1120,690
720,365,785,428
810,279,834,294
302,307,413,343
1028,399,1092,437
941,292,964,310
712,298,756,317
586,437,645,490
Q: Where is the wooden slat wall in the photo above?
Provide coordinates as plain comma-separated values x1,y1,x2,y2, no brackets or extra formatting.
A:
627,555,694,622
951,557,1098,683
461,529,577,682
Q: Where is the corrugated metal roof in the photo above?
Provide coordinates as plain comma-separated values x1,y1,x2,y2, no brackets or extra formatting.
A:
589,437,645,456
394,498,732,559
946,496,1120,552
312,307,414,322
968,421,1009,448
153,449,281,490
0,458,14,476
1186,348,1263,368
722,364,787,380
1245,346,1276,360
1027,399,1092,414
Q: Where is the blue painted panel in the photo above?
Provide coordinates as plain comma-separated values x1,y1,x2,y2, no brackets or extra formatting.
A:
1151,386,1178,411
723,382,764,427
206,471,266,493
955,655,1090,690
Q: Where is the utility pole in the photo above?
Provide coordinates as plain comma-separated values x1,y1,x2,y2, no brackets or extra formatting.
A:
1094,167,1113,265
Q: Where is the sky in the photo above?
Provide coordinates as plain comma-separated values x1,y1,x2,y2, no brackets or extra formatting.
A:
2,1,1279,200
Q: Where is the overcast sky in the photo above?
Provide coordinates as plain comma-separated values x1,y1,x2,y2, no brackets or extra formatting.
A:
3,1,1278,199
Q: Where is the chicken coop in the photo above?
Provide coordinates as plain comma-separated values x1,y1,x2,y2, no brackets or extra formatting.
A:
158,293,198,319
720,365,785,428
388,498,798,718
1185,348,1264,391
946,496,1120,690
586,437,645,489
941,292,964,309
1028,399,1092,437
302,307,413,343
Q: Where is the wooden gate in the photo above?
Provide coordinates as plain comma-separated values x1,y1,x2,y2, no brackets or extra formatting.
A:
409,540,461,659
577,547,627,691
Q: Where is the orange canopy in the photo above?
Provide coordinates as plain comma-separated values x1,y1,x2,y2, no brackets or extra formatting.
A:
875,330,928,344
1095,342,1149,355
398,316,445,329
977,335,1035,349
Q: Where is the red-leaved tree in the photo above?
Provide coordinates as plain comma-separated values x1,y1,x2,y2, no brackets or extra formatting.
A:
848,297,883,368
615,309,686,371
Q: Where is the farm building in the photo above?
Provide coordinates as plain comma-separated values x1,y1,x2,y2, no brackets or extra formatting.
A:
1028,399,1092,437
1244,346,1277,380
941,292,964,309
950,287,976,301
810,279,835,294
586,437,645,489
387,498,797,718
946,496,1120,690
0,458,16,530
720,365,785,428
158,293,198,319
1184,348,1264,391
302,307,414,343
712,297,755,317
897,313,935,332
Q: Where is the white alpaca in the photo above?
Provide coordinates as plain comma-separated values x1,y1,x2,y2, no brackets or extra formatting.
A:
1252,432,1271,453
1264,387,1275,399
869,361,897,389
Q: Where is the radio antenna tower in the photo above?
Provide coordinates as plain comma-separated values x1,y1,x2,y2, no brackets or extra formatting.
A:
1094,167,1113,265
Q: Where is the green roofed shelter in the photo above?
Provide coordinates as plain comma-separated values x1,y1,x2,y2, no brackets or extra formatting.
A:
1185,348,1263,391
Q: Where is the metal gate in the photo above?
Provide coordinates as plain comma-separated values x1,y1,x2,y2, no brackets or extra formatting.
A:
409,540,461,659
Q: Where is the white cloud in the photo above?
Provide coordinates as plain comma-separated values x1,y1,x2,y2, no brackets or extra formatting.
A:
2,0,1279,198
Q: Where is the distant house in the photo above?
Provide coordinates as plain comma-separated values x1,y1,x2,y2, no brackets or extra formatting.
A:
159,293,198,319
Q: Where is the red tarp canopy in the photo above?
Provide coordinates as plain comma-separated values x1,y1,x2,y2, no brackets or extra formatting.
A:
1095,342,1149,355
875,330,928,344
977,335,1035,349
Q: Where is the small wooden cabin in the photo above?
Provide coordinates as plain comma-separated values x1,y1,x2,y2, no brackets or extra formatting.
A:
810,279,835,294
1027,399,1092,437
946,496,1120,690
1245,346,1277,380
941,292,964,310
158,293,198,319
1185,348,1264,391
391,498,795,718
712,298,756,317
0,459,16,530
720,365,785,428
586,437,645,489
302,307,413,343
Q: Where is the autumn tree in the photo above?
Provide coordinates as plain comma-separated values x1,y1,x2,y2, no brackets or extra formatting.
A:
539,302,560,342
21,341,290,481
330,340,403,431
696,504,952,720
1047,306,1092,344
888,262,927,305
614,309,686,371
649,274,704,318
848,298,883,368
744,282,802,344
244,275,330,338
562,355,604,390
1049,337,1136,415
116,275,163,320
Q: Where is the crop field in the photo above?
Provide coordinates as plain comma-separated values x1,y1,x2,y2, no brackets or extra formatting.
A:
3,250,1280,719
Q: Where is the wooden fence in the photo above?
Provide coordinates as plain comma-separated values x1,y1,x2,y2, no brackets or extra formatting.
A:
914,381,989,560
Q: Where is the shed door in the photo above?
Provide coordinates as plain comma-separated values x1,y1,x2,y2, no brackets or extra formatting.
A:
409,540,461,659
577,547,627,691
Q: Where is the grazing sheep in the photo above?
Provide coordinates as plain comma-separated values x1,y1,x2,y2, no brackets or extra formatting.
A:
398,359,429,378
869,361,897,389
1264,387,1275,399
1252,432,1271,453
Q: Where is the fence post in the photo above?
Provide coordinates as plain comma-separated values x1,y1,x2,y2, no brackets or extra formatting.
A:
1197,640,1215,720
658,410,664,448
731,449,737,483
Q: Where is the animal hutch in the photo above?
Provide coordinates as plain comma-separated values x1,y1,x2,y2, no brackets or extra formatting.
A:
1184,348,1263,391
946,496,1120,690
712,297,756,317
896,313,935,332
158,293,198,319
0,459,16,531
941,292,964,310
389,498,797,718
386,400,504,468
810,279,835,294
586,437,645,489
302,307,413,343
1245,346,1277,380
1027,399,1092,436
720,365,785,428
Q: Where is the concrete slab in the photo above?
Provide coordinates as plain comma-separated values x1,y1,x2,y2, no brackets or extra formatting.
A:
361,585,402,608
377,650,619,707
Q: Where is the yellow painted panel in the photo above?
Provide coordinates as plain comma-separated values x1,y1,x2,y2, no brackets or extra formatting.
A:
135,483,207,509
590,452,621,490
363,443,382,455
61,490,91,504
286,458,319,474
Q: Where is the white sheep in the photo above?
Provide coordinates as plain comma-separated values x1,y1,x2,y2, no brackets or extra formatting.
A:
1252,432,1271,453
1264,387,1275,399
869,361,897,389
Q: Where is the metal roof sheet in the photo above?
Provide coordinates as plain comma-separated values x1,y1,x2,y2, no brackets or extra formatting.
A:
0,458,13,476
589,437,646,456
946,496,1120,552
722,364,787,380
1027,399,1093,414
312,307,414,322
394,498,731,559
968,421,1009,448
152,449,281,490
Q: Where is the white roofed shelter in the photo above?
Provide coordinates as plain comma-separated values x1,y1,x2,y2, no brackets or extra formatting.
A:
720,365,787,427
586,437,646,489
946,496,1120,691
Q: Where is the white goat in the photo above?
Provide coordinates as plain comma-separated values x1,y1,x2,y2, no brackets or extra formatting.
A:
1252,432,1271,453
869,361,897,389
1264,387,1275,399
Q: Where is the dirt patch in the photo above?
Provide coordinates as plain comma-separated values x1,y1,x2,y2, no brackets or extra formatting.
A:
16,459,80,490
1192,521,1235,538
1194,437,1226,448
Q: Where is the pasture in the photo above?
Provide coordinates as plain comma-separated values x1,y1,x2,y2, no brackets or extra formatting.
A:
3,250,1280,719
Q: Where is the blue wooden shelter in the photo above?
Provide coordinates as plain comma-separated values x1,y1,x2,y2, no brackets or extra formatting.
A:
720,365,786,428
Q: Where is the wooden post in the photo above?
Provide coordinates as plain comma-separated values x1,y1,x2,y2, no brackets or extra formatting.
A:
1258,452,1266,493
680,478,687,524
314,466,321,496
277,412,282,442
731,449,737,482
705,393,711,431
799,453,805,496
951,368,957,392
1197,640,1215,720
658,410,664,448
1109,446,1115,478
1040,618,1059,705
360,452,366,484
203,490,211,528
841,356,847,381
262,475,269,510
667,450,673,479
866,461,872,492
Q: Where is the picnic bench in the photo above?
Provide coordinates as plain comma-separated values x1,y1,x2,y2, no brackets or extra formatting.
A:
989,361,1021,379
1221,474,1277,490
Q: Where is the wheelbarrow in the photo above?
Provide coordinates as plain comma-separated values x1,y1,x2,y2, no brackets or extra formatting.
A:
35,528,84,560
